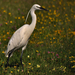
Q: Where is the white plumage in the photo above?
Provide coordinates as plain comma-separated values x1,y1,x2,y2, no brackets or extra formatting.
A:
5,25,29,57
5,4,48,68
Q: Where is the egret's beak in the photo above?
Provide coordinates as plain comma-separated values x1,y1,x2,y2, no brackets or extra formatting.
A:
40,7,49,11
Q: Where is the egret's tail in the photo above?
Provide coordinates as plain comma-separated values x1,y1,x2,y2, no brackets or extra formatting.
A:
5,50,8,57
5,50,13,58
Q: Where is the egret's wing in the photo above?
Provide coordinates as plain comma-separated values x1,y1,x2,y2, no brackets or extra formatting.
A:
7,24,29,52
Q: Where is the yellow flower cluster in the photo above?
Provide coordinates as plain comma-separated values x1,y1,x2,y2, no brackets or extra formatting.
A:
71,65,75,68
69,56,75,59
69,56,75,68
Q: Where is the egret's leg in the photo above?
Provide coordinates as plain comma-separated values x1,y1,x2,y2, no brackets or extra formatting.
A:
20,50,24,69
20,41,28,70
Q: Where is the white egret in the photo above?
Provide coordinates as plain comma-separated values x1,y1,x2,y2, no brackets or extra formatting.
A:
5,4,48,68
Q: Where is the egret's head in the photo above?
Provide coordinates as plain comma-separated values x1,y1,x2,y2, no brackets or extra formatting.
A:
32,4,48,11
25,4,48,23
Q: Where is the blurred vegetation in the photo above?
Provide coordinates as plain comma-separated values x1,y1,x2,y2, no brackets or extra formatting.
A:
0,0,75,75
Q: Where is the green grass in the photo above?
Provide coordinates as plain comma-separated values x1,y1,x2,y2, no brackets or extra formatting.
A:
0,0,75,75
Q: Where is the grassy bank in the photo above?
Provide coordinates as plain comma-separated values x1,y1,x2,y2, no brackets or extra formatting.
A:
0,0,75,75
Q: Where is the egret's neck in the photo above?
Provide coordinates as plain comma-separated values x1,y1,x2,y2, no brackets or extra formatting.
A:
30,9,36,29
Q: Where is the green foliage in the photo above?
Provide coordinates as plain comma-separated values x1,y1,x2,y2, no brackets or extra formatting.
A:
0,0,75,75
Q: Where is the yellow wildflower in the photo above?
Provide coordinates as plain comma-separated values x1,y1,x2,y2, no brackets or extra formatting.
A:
63,7,65,10
28,63,31,65
49,9,51,12
52,67,55,71
37,64,40,68
69,32,75,35
50,41,52,44
3,10,6,13
73,60,75,62
59,1,61,5
65,14,68,16
53,37,55,39
7,32,9,35
69,57,71,59
11,71,13,73
3,35,5,37
54,10,56,15
71,56,75,58
15,17,17,19
40,22,43,24
10,21,12,23
42,26,44,29
71,65,75,68
4,39,6,41
5,22,8,25
28,71,29,73
54,25,56,27
36,50,39,52
49,17,52,20
45,64,47,67
72,32,75,35
42,6,45,8
27,55,30,58
39,32,42,34
52,5,55,7
18,17,20,19
17,69,20,72
22,16,24,19
9,13,11,15
2,51,5,54
70,61,73,63
31,67,33,70
74,15,75,18
14,66,17,68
